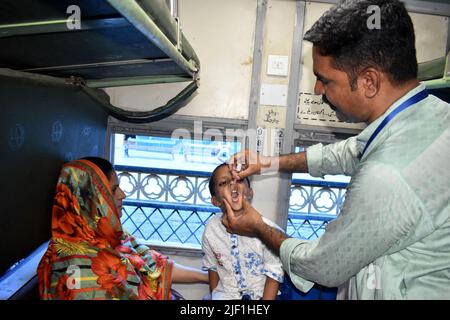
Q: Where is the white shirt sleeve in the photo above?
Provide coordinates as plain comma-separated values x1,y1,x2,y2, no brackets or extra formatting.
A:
261,244,284,283
307,137,362,178
280,161,430,290
201,221,218,272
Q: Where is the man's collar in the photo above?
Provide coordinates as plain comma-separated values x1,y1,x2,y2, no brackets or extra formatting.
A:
357,83,426,146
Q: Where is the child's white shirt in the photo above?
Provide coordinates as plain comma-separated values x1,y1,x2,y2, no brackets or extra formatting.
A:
202,214,284,300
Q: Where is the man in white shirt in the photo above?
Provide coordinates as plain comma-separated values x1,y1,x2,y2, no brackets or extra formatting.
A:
224,0,450,299
202,164,284,300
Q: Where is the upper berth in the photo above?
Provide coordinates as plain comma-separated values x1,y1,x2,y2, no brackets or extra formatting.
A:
418,50,450,101
0,0,200,122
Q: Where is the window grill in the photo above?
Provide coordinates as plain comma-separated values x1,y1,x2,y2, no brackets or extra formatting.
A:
287,178,347,239
117,166,348,247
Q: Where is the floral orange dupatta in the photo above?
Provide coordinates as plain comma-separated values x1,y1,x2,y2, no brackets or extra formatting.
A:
37,159,173,300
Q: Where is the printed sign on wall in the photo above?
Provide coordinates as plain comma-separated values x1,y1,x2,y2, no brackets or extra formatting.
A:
257,105,286,128
256,126,284,157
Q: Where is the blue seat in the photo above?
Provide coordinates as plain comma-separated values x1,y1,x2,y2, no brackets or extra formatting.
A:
278,275,337,300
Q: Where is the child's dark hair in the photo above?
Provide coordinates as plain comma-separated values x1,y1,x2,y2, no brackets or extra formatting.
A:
208,163,251,197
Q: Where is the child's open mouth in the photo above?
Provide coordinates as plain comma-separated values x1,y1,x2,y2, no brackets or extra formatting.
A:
231,189,240,203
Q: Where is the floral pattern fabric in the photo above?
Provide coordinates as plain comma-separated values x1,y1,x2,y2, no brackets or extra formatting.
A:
37,159,173,300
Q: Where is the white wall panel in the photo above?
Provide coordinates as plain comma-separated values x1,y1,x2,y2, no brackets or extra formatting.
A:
106,0,257,119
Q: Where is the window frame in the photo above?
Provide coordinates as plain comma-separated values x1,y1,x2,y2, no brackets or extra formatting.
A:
286,126,359,240
107,115,362,249
106,115,248,255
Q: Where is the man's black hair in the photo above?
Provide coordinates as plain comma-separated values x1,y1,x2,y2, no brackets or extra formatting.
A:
208,163,251,197
304,0,417,89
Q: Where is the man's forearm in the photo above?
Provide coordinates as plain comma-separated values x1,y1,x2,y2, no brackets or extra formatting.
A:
275,152,308,174
255,222,289,256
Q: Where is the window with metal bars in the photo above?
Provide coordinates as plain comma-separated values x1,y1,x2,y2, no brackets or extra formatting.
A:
287,144,351,240
109,123,353,249
111,131,241,249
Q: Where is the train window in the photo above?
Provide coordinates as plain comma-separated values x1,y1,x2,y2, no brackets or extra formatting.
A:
111,132,241,250
287,146,350,240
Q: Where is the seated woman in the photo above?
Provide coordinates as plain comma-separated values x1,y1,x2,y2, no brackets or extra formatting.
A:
37,157,208,300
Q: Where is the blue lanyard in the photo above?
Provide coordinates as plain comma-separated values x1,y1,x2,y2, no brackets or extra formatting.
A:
361,89,428,157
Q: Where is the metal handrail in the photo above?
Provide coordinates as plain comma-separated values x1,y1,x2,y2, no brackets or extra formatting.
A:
123,199,220,213
291,178,349,189
115,165,212,178
106,0,199,79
